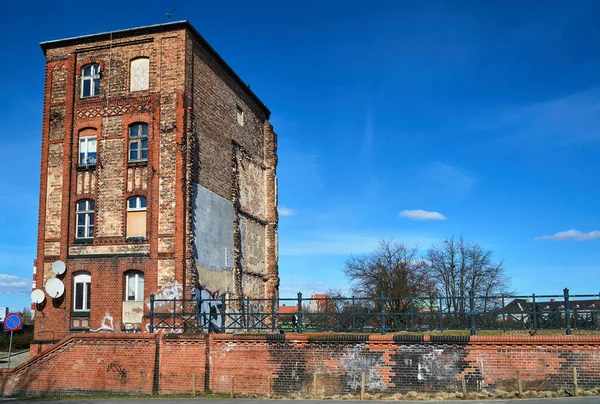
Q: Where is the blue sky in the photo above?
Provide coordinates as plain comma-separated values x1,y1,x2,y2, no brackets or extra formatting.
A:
1,0,599,311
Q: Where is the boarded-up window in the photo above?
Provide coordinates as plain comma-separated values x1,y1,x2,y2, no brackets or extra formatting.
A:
127,196,147,238
130,58,149,92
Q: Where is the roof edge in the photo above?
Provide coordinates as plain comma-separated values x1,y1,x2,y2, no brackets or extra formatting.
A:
39,20,271,118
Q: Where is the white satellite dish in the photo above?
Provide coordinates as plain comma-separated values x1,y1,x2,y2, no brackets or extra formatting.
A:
52,260,66,275
31,289,46,304
45,278,65,299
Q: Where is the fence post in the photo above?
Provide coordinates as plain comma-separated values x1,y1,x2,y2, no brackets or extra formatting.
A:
297,292,303,334
469,290,476,336
564,288,571,335
149,293,155,333
172,296,177,332
245,296,250,332
501,295,506,332
324,296,329,332
352,296,356,331
380,292,386,335
532,293,538,331
271,295,276,332
438,296,443,331
221,294,226,333
410,297,415,330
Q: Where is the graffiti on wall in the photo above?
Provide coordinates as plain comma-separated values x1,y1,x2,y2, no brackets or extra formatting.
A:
91,312,115,332
147,280,183,311
194,285,224,331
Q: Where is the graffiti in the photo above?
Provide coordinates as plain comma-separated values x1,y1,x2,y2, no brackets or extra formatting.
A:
91,312,115,332
148,280,183,311
341,346,386,391
195,285,224,331
106,361,127,383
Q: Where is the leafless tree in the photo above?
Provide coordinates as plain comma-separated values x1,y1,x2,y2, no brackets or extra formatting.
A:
426,236,512,315
344,239,435,313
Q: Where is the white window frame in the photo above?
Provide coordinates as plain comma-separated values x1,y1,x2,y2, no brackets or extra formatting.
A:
76,199,95,239
73,272,91,312
128,123,149,161
78,136,97,166
127,196,147,211
81,64,100,98
125,271,144,302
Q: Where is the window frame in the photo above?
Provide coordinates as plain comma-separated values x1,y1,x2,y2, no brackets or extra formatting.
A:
126,196,147,239
128,123,149,162
75,199,95,239
80,64,100,98
78,136,97,166
73,272,91,312
125,271,144,302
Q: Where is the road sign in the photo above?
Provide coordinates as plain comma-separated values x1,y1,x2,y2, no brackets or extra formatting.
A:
3,313,23,332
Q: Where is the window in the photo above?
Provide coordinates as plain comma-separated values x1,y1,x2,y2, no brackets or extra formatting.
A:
78,136,97,166
236,105,244,126
127,196,147,238
73,272,91,312
129,123,148,161
130,58,150,92
76,199,95,239
125,271,144,301
81,64,100,98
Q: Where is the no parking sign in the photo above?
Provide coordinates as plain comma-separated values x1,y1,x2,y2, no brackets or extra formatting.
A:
3,312,23,369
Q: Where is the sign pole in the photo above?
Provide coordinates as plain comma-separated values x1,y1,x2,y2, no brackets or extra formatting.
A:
6,330,13,369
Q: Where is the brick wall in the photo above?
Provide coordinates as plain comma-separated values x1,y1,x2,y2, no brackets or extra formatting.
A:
3,333,600,397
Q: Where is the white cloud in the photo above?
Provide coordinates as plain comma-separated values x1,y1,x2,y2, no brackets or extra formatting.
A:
278,206,296,216
400,209,447,221
535,229,600,241
0,274,31,295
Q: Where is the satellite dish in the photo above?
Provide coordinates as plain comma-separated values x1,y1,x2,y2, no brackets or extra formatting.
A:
45,278,65,299
31,289,46,304
52,260,66,275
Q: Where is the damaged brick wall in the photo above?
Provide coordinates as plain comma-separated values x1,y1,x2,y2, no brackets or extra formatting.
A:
4,334,600,397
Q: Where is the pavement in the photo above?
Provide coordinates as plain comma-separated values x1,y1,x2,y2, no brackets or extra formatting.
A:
3,398,600,404
0,350,30,369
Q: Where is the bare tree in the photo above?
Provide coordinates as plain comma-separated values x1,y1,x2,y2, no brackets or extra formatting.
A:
426,236,512,315
344,239,434,313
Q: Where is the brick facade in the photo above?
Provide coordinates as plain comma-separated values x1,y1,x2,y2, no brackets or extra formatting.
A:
2,334,600,397
33,21,279,345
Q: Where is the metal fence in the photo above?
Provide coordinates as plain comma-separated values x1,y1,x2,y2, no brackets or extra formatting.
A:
148,288,600,335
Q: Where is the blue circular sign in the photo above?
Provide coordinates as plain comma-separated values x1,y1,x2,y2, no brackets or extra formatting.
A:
3,313,23,331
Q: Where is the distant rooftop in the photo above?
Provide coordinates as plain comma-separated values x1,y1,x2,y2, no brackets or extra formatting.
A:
40,20,270,117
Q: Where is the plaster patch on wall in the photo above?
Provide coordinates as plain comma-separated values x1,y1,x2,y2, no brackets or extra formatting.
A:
341,345,387,391
241,217,265,276
158,259,176,286
158,237,175,253
97,137,125,237
192,183,234,271
43,262,55,287
45,143,64,239
44,242,60,257
236,154,265,220
68,244,149,256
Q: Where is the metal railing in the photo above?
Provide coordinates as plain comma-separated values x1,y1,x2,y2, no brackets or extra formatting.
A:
148,288,600,335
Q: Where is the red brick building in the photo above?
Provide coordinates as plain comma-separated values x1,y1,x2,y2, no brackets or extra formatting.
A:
33,21,279,345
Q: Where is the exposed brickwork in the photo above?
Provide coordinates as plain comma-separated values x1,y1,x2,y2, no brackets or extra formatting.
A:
4,334,600,397
34,22,278,343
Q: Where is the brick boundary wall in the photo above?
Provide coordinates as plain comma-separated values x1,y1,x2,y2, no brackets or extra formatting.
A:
2,333,600,397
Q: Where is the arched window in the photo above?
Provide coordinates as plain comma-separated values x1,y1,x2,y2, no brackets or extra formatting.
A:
81,64,100,98
76,199,95,239
73,272,91,312
130,57,149,92
129,123,148,161
127,196,147,238
125,271,144,301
